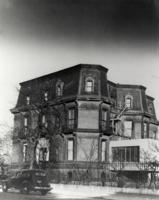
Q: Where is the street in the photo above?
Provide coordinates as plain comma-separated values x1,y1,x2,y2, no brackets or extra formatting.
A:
0,190,158,200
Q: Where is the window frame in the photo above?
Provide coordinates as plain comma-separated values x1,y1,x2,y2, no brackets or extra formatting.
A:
101,140,106,162
42,114,48,128
39,147,48,162
44,91,48,101
56,85,62,96
101,109,107,130
24,117,28,136
26,96,30,105
85,77,94,93
67,139,74,161
143,122,148,138
56,80,64,97
125,95,133,109
112,146,139,163
23,143,28,162
24,117,28,127
68,108,75,129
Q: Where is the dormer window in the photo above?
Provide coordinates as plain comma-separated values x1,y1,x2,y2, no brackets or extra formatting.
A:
148,103,154,114
56,79,64,97
57,85,62,96
26,96,30,105
44,92,48,101
125,95,133,109
85,77,94,93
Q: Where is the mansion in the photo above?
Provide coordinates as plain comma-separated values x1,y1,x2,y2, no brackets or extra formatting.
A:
11,64,159,180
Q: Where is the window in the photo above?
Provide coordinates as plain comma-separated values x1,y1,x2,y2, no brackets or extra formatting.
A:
57,85,62,96
149,124,157,139
26,96,30,105
124,121,132,137
56,80,64,97
39,148,48,161
85,78,94,92
23,143,28,162
112,146,139,162
42,115,46,124
24,117,28,127
24,117,28,136
125,95,133,109
44,92,48,101
42,115,48,127
143,123,148,138
67,139,74,161
55,116,60,129
68,108,75,129
101,140,106,162
101,110,107,130
35,138,50,163
148,103,154,114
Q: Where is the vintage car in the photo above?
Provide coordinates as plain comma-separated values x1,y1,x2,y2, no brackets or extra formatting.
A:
1,169,52,195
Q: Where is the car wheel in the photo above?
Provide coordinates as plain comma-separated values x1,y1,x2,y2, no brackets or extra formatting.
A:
2,182,8,192
41,190,47,195
20,183,30,194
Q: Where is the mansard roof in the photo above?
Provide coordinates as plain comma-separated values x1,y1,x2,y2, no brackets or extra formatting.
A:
20,64,108,86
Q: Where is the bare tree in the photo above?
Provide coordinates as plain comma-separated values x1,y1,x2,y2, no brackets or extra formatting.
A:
13,87,64,170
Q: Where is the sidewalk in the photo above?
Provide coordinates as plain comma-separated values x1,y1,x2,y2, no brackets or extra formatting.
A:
51,183,159,199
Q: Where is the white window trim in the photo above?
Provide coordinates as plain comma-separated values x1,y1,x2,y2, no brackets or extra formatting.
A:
85,77,94,93
125,95,133,109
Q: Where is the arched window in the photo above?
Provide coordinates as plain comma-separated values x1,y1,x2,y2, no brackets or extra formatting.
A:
125,95,133,108
85,77,94,92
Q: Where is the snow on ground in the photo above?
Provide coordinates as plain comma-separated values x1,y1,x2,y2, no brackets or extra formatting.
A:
51,184,116,199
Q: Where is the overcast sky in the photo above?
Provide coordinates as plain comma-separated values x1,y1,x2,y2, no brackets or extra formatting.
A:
0,0,159,128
